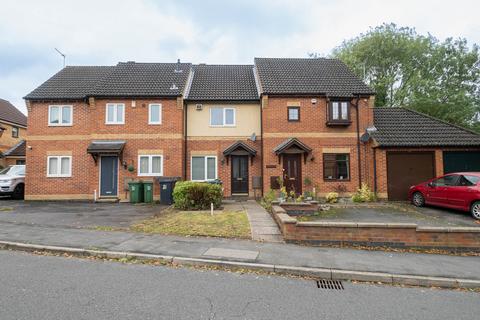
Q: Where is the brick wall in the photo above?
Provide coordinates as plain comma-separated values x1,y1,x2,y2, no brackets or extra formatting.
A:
25,98,184,200
262,96,375,196
273,206,480,250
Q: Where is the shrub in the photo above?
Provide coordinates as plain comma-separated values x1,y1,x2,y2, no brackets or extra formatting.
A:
173,181,223,210
260,189,276,211
325,192,339,203
351,183,377,203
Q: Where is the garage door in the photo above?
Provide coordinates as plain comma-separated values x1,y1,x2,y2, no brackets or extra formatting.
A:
386,152,435,200
443,151,480,174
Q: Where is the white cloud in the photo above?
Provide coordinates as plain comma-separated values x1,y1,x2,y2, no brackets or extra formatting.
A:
0,0,478,115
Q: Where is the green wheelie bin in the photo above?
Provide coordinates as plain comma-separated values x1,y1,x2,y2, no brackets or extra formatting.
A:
128,181,144,203
143,181,154,203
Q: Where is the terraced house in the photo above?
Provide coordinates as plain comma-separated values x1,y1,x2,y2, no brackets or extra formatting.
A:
24,58,480,201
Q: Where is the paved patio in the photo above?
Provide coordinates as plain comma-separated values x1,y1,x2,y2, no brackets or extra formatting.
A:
299,202,480,227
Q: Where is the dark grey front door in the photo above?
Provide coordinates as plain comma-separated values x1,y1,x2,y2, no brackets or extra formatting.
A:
100,156,118,196
231,156,249,194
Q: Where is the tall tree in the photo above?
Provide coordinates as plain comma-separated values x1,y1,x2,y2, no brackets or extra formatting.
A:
331,23,480,130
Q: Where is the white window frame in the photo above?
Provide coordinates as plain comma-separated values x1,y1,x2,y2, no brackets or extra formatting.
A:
137,155,163,177
148,103,162,125
209,107,236,127
47,156,72,178
105,103,125,125
48,105,73,126
190,156,217,181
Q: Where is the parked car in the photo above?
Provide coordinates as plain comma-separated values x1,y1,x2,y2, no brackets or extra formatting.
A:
409,172,480,220
0,165,25,199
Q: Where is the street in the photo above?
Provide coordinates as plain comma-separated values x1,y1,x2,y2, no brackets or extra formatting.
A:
0,250,478,320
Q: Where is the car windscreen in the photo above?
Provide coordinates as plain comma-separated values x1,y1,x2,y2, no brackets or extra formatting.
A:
0,166,25,176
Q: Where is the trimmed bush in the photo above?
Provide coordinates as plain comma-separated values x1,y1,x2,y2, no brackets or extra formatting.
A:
173,181,223,210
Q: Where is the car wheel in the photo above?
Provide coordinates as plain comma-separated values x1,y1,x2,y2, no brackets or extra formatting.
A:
412,192,425,207
471,201,480,220
12,184,24,200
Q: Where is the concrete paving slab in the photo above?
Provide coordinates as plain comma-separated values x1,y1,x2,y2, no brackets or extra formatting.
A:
203,247,259,261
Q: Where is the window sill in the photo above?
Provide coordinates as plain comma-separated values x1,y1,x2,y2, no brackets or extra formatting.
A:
324,178,350,182
47,175,72,178
105,123,125,125
148,122,162,125
138,174,163,177
326,121,351,126
209,125,236,128
48,124,73,127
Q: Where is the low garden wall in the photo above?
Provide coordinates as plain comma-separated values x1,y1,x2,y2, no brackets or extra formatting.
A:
272,206,480,251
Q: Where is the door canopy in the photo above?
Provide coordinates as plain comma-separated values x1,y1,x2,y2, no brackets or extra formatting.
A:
273,138,312,163
87,140,125,164
223,141,257,165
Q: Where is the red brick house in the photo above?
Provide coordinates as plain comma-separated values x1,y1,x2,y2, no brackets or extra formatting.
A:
23,58,480,201
0,98,27,167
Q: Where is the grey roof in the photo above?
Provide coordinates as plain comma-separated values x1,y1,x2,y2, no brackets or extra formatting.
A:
0,99,27,126
273,138,312,154
186,64,259,100
93,62,191,97
25,62,192,100
254,57,374,97
24,66,115,100
87,140,126,154
372,108,480,147
1,140,26,157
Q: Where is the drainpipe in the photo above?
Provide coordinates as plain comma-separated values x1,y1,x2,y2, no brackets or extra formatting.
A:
373,147,377,193
260,97,264,196
355,95,362,188
184,101,188,181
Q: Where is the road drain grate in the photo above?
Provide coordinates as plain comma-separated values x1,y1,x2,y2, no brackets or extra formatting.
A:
316,279,344,290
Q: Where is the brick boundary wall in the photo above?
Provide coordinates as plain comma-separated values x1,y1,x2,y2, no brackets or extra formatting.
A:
272,206,480,251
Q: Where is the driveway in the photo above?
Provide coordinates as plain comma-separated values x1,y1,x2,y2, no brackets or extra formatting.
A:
0,199,165,229
301,202,480,227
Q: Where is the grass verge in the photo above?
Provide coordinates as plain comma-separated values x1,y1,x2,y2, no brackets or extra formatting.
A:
131,208,251,239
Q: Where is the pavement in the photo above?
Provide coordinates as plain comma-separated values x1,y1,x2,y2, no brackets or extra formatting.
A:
0,199,479,288
2,250,479,320
241,200,283,242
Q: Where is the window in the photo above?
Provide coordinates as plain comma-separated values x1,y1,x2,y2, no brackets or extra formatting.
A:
148,104,162,124
431,175,459,187
49,105,72,126
323,154,350,180
288,107,300,121
458,175,480,186
106,103,125,124
210,108,235,126
329,101,350,122
12,126,19,138
47,156,72,177
138,155,163,176
16,160,25,165
191,156,217,181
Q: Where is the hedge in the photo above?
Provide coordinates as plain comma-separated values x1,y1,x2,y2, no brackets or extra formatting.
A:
172,181,223,210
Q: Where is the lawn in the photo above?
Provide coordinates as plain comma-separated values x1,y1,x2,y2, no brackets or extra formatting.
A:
131,209,251,239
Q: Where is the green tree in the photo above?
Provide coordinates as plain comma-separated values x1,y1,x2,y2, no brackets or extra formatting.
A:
331,23,480,130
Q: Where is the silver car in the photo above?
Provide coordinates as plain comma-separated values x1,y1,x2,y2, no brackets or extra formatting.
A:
0,165,25,199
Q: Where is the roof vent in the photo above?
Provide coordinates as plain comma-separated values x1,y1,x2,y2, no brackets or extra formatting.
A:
366,125,377,133
170,83,179,90
174,59,183,73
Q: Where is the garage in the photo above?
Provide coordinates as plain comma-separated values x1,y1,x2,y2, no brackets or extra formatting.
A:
443,151,480,174
386,152,435,200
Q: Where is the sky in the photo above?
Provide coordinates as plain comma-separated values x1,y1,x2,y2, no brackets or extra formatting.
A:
1,0,479,114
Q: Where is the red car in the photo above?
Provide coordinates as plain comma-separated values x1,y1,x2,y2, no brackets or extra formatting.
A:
408,172,480,220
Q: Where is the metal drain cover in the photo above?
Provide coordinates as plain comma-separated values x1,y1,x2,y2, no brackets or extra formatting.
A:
316,279,344,290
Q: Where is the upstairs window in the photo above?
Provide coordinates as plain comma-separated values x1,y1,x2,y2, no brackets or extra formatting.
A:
287,107,300,121
329,101,350,123
323,154,350,180
12,126,19,138
148,104,162,124
106,103,125,124
210,107,235,126
49,105,72,126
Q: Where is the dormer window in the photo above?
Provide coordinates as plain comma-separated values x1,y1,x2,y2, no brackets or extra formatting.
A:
327,101,351,125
